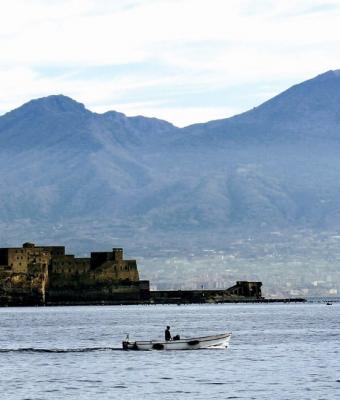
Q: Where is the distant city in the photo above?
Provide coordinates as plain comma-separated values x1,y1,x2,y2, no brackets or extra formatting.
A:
136,229,340,298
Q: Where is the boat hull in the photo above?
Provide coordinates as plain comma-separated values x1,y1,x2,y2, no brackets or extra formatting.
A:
122,332,231,351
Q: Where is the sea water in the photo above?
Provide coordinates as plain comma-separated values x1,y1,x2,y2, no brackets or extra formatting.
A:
0,303,339,400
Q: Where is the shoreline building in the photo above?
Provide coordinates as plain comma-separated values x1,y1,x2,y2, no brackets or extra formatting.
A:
0,243,149,306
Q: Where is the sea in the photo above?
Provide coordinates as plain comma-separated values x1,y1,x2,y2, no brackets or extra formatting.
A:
0,302,339,400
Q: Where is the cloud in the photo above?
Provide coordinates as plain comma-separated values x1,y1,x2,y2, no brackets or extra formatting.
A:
1,0,340,125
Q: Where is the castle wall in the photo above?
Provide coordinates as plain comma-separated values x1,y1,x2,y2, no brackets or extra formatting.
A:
1,245,52,274
47,253,143,303
0,263,48,306
50,256,90,275
0,243,149,306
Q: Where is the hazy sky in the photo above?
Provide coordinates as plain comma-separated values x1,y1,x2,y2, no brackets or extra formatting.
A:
1,0,340,126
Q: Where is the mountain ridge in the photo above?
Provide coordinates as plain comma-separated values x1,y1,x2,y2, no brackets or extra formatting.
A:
1,70,340,249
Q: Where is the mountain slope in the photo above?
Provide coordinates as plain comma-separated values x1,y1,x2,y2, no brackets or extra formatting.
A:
181,70,340,145
1,71,340,251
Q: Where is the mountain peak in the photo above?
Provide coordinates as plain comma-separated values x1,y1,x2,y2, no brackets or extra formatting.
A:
312,69,340,81
3,95,88,119
22,95,87,114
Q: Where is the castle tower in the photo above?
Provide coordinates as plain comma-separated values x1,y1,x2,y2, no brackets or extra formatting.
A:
112,248,123,262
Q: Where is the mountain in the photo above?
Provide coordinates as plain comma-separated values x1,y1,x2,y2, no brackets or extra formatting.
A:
0,95,178,221
1,71,340,294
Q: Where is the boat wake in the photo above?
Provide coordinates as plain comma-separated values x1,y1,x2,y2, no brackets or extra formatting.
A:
0,347,122,353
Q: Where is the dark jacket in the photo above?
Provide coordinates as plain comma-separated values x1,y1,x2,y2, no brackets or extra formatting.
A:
165,328,171,341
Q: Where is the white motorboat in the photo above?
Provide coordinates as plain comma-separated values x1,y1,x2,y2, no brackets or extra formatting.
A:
122,332,231,350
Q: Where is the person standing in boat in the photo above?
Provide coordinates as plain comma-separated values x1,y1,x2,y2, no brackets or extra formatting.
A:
165,326,172,341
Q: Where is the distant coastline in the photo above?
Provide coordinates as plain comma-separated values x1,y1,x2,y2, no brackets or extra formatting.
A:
0,242,307,306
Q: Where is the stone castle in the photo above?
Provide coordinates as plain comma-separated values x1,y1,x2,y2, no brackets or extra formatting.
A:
0,242,263,306
0,242,150,305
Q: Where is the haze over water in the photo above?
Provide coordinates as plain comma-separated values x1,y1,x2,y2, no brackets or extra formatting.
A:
0,303,339,400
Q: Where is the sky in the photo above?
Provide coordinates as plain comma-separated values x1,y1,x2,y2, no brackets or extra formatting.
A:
1,0,340,127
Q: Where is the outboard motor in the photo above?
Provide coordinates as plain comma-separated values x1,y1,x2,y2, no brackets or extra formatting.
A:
122,333,129,350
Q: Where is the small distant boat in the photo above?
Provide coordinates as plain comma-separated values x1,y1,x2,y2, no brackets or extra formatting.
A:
122,332,231,350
